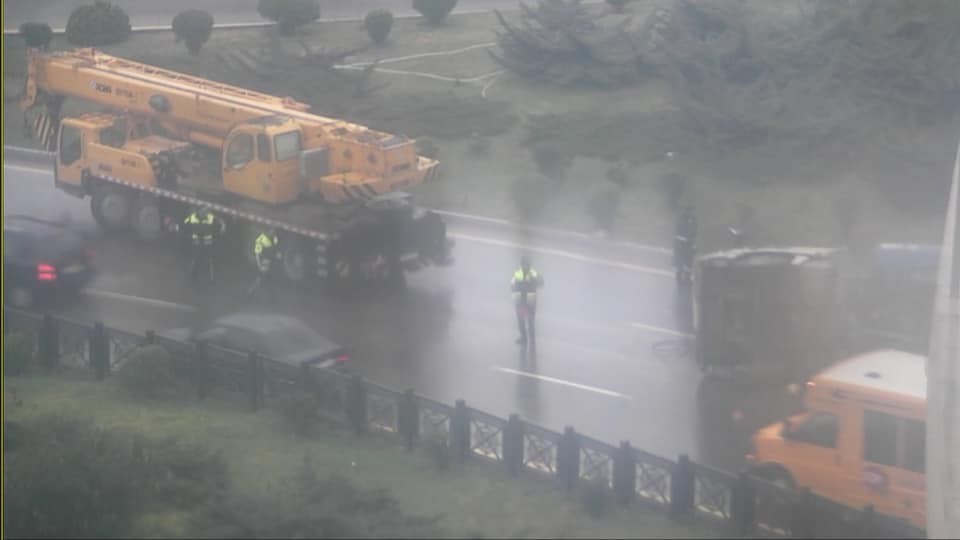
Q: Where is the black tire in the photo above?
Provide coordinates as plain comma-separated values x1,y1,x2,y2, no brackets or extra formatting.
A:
91,185,133,232
131,196,163,241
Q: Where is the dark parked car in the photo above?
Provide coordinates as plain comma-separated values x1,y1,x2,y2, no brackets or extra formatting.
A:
3,215,95,308
159,312,351,374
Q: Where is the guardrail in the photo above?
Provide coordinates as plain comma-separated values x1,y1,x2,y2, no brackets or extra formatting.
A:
2,307,926,539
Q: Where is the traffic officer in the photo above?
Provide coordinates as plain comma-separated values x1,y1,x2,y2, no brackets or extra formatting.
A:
511,255,544,345
247,228,281,300
674,205,697,287
183,207,225,284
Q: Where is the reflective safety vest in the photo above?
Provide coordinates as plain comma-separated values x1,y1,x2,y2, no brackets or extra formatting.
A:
254,232,279,269
511,268,542,294
184,212,218,246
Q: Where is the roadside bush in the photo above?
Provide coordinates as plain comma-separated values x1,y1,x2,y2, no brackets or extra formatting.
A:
412,0,459,26
65,1,131,46
172,10,214,55
416,137,440,159
257,0,320,36
510,175,553,221
364,9,394,45
3,415,228,539
19,22,53,50
468,134,492,157
586,180,621,233
530,143,574,180
606,0,629,12
116,344,178,399
579,478,612,518
4,331,34,376
276,389,318,436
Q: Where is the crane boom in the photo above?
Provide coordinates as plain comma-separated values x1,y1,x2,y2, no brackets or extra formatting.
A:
22,48,438,205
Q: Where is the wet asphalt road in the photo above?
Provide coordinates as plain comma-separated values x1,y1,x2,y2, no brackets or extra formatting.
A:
3,160,803,473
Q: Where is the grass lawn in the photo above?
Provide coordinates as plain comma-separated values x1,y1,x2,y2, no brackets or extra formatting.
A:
3,4,951,251
3,371,720,538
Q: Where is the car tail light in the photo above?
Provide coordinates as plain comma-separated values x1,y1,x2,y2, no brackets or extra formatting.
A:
37,263,58,281
335,354,350,363
85,248,95,260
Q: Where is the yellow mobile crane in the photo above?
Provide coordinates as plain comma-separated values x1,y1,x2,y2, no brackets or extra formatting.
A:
20,47,451,287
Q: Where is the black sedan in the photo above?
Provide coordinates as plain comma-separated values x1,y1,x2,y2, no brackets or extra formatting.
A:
3,215,95,308
159,313,351,373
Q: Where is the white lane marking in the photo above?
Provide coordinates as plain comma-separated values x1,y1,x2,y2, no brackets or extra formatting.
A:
493,366,633,400
448,232,673,278
630,322,694,338
436,209,671,255
82,288,197,312
4,164,50,174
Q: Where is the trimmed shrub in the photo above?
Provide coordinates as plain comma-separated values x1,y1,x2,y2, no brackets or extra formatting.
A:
510,175,552,221
4,331,34,375
530,143,574,180
586,180,621,232
19,22,53,50
412,0,458,25
116,344,178,399
364,9,394,45
257,0,320,36
606,0,629,12
172,10,214,55
65,1,131,46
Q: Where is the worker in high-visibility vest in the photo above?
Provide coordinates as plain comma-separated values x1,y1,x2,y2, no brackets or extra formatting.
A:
247,229,281,300
511,255,544,345
183,207,225,284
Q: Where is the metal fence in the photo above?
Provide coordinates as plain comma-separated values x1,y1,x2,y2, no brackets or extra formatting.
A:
2,307,926,539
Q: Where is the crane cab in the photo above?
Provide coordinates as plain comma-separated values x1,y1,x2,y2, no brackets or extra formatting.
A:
56,113,189,192
221,116,307,205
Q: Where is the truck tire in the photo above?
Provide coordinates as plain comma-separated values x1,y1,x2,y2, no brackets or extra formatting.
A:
282,241,308,282
131,197,162,241
91,186,133,232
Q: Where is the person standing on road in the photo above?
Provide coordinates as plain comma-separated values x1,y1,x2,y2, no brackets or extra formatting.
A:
247,228,281,301
183,207,225,284
511,255,544,345
674,205,697,287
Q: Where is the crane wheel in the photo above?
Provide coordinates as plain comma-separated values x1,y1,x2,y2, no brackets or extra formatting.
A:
91,186,133,232
131,197,162,241
282,243,308,282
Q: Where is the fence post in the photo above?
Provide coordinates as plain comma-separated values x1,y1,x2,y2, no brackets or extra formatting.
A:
450,399,471,464
729,472,755,537
502,413,524,478
346,374,368,433
194,341,209,401
789,487,815,538
613,440,636,505
397,389,419,451
38,314,59,372
91,321,109,380
670,454,694,520
248,351,264,411
556,426,581,491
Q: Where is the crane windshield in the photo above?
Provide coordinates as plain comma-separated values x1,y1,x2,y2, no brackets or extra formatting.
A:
274,131,302,161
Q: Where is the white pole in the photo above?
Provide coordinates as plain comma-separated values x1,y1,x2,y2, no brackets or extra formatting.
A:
927,136,960,537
